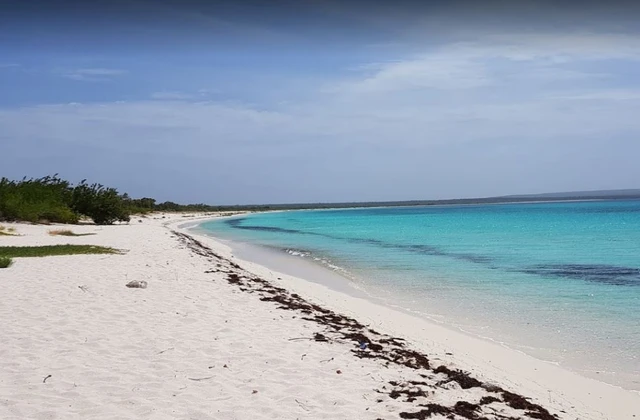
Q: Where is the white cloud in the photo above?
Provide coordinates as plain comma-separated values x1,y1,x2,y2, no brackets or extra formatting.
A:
62,68,127,82
2,89,638,203
343,54,492,92
481,33,640,61
1,32,639,199
151,91,196,100
2,53,640,202
334,33,640,94
0,101,294,156
2,31,637,154
550,90,640,101
149,89,221,100
1,80,639,158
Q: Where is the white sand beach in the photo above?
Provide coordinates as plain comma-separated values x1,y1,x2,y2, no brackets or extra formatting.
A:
1,213,638,420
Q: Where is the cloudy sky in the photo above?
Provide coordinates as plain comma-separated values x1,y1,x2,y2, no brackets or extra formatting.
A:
1,0,639,204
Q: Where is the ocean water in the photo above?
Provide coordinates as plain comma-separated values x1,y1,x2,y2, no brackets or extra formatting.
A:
199,200,640,390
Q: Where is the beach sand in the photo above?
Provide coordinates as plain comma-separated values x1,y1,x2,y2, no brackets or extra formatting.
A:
0,213,638,419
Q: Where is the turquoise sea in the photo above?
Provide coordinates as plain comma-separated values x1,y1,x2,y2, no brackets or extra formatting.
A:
199,200,640,390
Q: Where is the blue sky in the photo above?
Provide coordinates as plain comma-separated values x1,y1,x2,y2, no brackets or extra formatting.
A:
1,0,640,204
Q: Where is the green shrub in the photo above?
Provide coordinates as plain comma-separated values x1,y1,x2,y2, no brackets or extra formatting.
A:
0,245,119,258
0,176,131,225
71,181,130,225
0,175,77,223
0,256,12,268
0,174,234,224
40,207,80,224
124,196,156,215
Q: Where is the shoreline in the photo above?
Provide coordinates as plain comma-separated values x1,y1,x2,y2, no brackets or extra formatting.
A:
1,212,637,419
194,213,640,392
182,215,640,419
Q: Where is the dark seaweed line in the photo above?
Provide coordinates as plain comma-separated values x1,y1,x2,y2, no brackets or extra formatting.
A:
172,230,559,420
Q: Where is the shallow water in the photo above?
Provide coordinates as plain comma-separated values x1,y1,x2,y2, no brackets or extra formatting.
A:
199,200,640,390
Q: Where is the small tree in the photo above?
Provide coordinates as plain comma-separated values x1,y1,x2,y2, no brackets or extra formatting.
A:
71,181,130,225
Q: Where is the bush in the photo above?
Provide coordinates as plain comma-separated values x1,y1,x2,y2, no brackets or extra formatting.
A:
0,175,77,223
124,196,156,215
0,256,12,268
0,176,130,225
0,174,232,224
0,245,119,258
39,207,80,224
71,181,130,225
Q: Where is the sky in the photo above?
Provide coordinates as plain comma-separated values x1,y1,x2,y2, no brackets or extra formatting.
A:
1,0,640,204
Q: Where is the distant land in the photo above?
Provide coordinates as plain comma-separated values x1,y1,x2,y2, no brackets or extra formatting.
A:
504,189,640,199
217,189,640,211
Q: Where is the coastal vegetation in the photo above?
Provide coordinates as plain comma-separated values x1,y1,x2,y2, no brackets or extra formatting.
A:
0,256,12,268
0,175,258,225
0,245,120,258
0,175,129,225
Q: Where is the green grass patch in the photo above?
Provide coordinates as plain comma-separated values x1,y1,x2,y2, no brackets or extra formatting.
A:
48,229,96,237
0,245,120,258
0,256,12,268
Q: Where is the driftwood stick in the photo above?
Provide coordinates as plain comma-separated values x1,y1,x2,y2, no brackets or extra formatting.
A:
295,399,311,412
188,376,215,381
